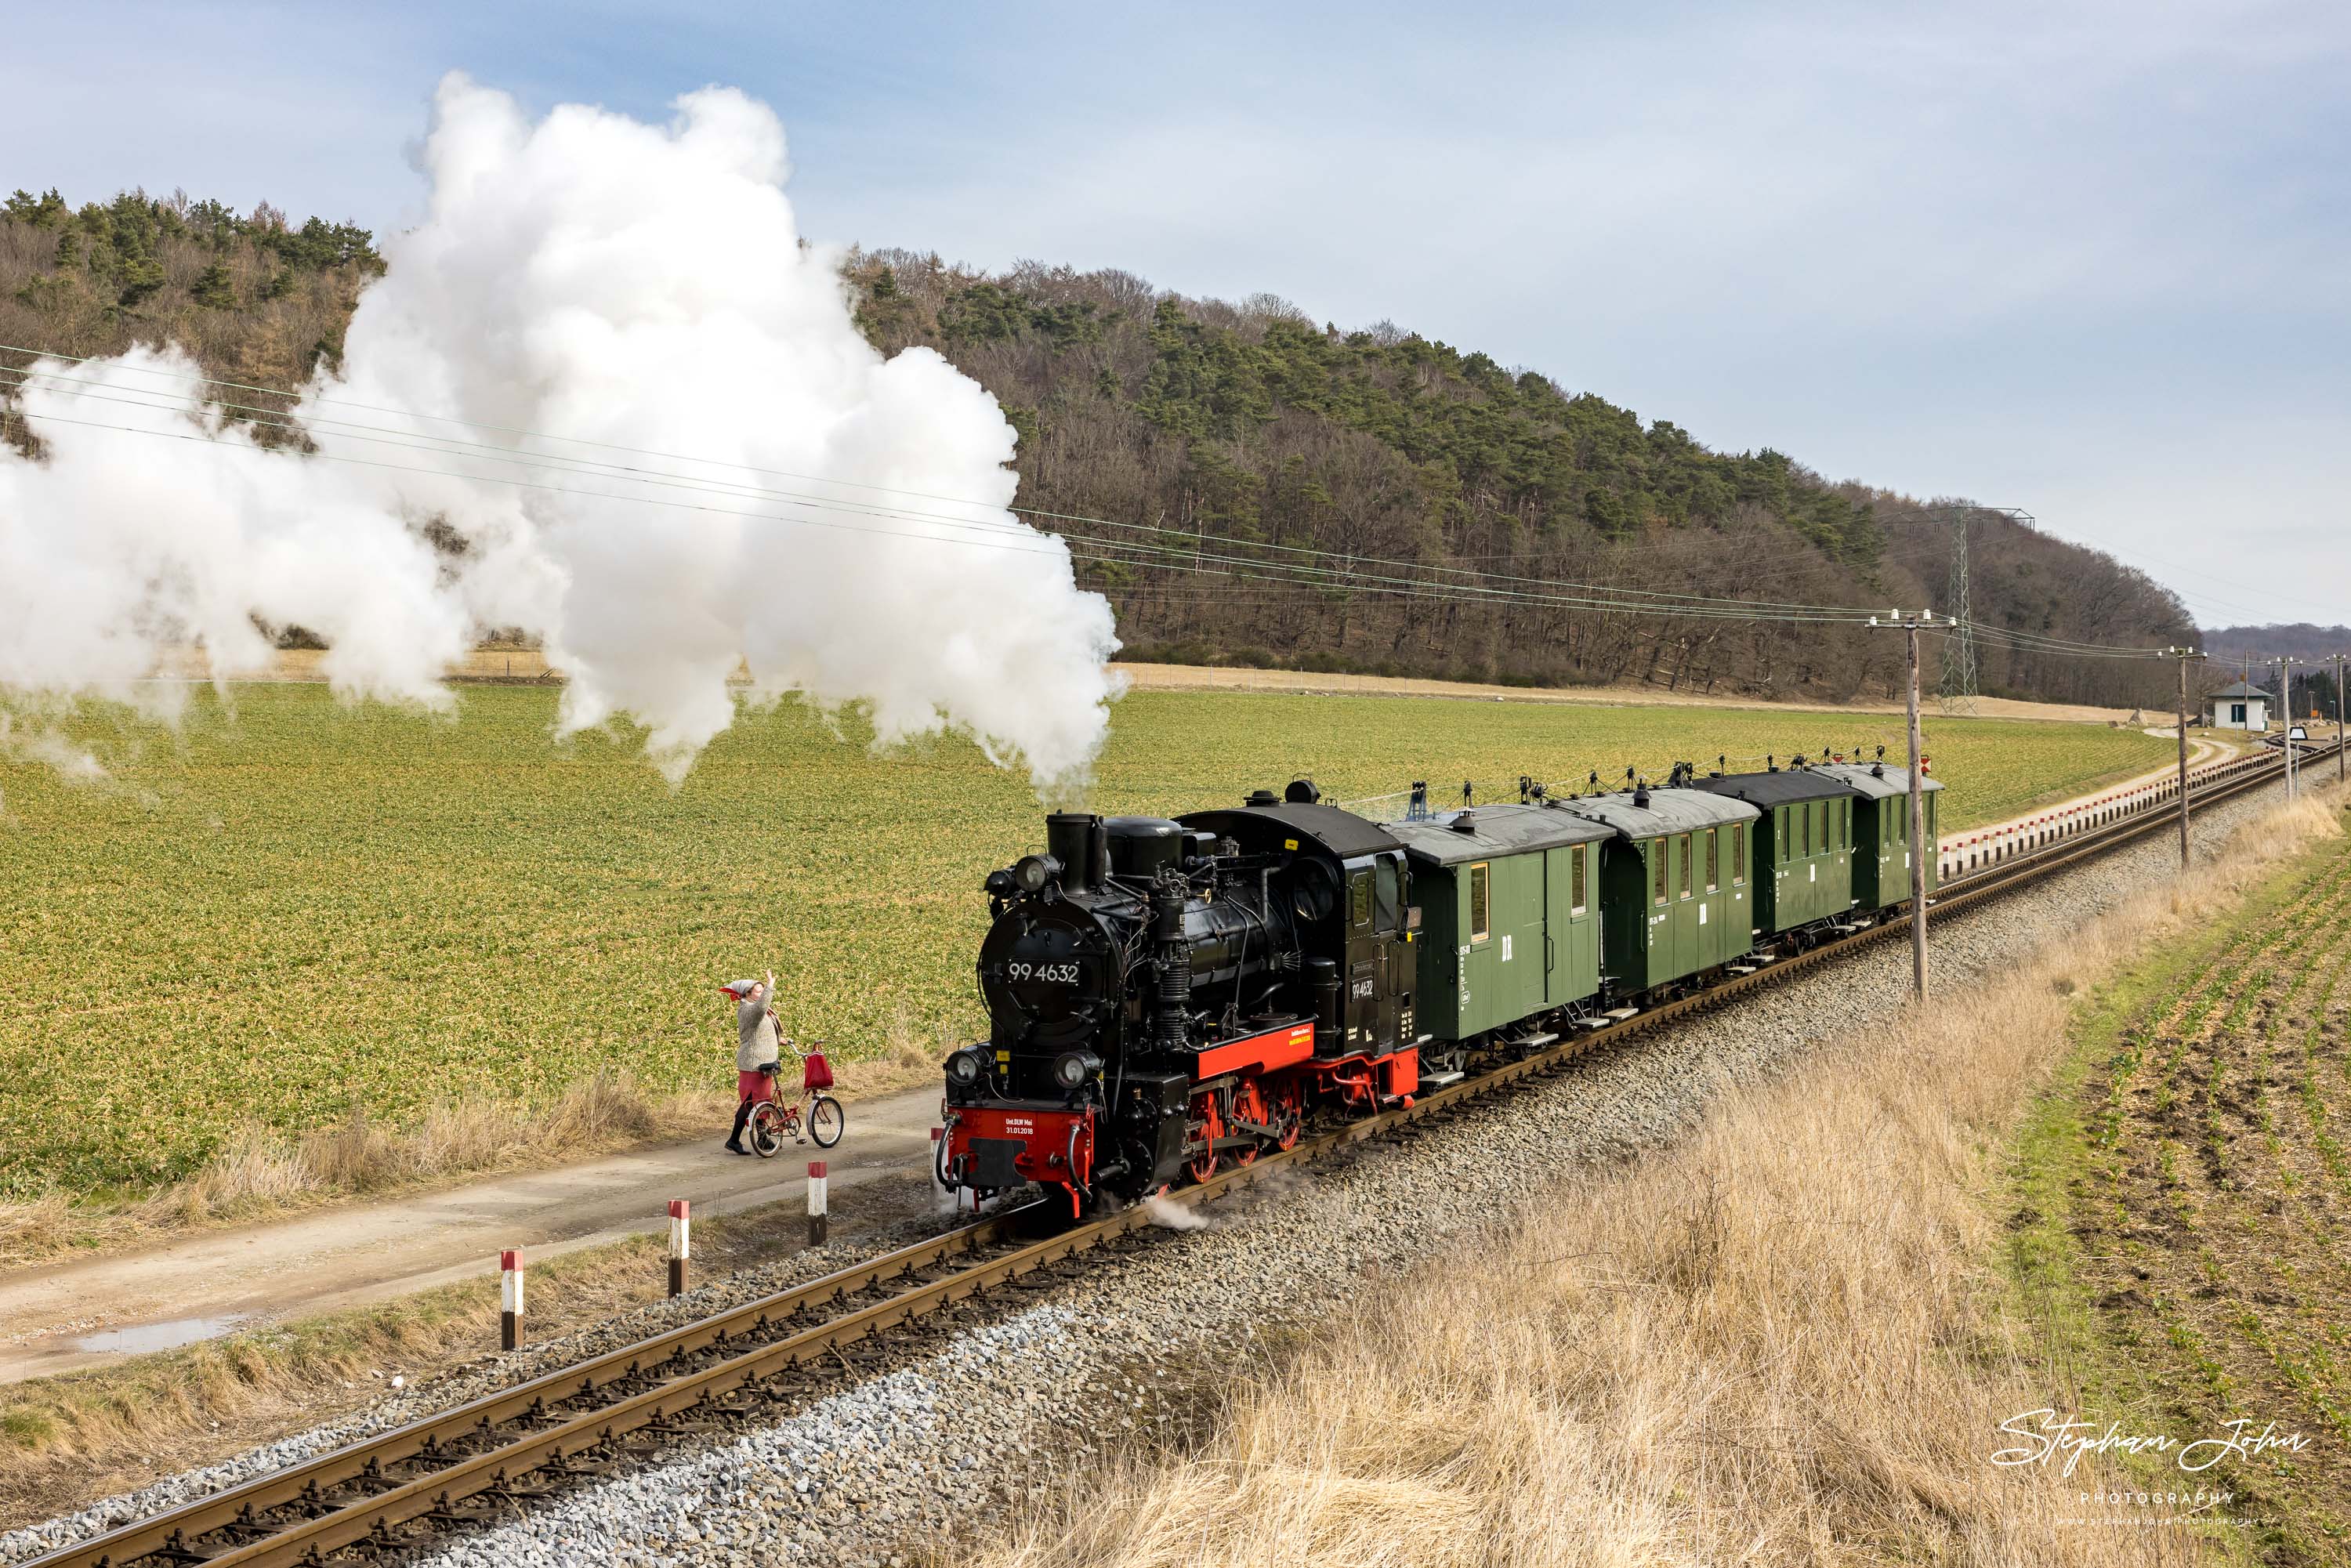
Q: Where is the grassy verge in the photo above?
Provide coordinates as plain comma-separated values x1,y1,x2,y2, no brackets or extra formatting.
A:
959,791,2341,1568
2006,804,2351,1564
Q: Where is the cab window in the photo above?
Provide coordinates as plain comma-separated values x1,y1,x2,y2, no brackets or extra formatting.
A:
1374,856,1400,932
1469,862,1491,942
1350,868,1373,927
1570,844,1588,914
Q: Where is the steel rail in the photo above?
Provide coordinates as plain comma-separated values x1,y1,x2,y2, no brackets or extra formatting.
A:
33,742,2322,1568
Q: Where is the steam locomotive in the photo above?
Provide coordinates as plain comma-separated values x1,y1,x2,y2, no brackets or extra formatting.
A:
936,782,1418,1215
937,762,1940,1215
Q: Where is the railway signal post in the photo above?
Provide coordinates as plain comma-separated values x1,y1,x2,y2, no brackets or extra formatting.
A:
499,1249,523,1351
2163,647,2202,867
668,1199,690,1298
1870,610,1943,1002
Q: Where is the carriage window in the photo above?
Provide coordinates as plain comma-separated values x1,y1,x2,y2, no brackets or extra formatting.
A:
1705,829,1719,892
1679,834,1694,898
1350,868,1373,927
1842,799,1852,846
1799,804,1810,856
1732,822,1746,884
1375,856,1400,932
1570,844,1588,914
1653,842,1668,907
1469,862,1491,941
1816,800,1828,851
1777,808,1788,860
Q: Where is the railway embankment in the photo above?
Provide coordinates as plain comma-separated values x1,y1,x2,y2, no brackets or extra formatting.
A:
2,774,2317,1566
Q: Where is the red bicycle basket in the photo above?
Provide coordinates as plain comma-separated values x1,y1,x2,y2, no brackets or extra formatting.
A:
802,1052,834,1092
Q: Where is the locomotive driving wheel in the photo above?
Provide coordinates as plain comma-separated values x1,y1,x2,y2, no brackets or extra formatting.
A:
1186,1088,1224,1184
1230,1079,1268,1167
1267,1077,1304,1151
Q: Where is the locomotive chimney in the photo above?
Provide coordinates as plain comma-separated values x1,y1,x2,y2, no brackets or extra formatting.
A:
1045,813,1105,895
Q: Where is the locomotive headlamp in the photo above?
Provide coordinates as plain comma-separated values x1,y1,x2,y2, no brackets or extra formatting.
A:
945,1048,986,1087
1013,854,1063,894
1051,1050,1103,1091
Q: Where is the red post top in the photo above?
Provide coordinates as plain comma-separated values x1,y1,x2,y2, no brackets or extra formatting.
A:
809,1161,827,1179
500,1249,519,1272
668,1199,689,1219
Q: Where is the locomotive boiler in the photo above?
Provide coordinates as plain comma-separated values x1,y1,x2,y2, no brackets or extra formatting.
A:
936,784,1422,1214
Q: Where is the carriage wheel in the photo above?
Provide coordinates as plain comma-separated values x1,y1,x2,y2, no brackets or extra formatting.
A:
1186,1089,1223,1184
1230,1079,1268,1167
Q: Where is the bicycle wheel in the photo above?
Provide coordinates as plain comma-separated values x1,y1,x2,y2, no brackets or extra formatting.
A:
746,1101,785,1158
807,1095,844,1149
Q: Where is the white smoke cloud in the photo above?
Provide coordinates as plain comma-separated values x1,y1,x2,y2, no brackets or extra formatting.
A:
0,74,1119,790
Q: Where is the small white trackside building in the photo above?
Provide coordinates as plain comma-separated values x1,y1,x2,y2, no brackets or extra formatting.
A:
2206,680,2270,731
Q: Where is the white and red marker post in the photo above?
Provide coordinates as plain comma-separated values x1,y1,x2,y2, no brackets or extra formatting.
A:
499,1249,523,1351
807,1161,828,1247
668,1199,690,1298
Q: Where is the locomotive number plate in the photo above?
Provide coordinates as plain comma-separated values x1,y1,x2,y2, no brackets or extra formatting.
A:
1006,961,1081,984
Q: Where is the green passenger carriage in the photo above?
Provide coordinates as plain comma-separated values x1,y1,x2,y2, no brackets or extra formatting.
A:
1383,803,1614,1070
1683,766,1864,938
1809,762,1943,907
1554,789,1762,994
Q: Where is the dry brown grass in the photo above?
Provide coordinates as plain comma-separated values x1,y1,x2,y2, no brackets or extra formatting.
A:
0,1072,719,1268
975,793,2345,1568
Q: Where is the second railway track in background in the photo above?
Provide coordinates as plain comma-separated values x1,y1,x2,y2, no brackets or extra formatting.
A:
33,744,2325,1568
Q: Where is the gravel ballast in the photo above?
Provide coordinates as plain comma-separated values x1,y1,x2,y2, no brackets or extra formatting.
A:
2,784,2295,1568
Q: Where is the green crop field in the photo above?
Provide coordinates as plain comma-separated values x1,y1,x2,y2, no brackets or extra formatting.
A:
0,684,2169,1199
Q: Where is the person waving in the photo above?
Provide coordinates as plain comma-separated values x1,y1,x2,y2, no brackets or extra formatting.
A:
720,969,781,1155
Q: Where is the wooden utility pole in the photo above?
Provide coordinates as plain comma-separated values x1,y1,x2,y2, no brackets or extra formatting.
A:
2280,657,2303,798
1872,610,1938,1001
2338,653,2346,784
2163,646,2202,867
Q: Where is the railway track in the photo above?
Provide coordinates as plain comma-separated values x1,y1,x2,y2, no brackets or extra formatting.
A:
34,743,2327,1568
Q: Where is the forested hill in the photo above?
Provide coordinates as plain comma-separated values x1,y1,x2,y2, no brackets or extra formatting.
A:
0,186,2191,708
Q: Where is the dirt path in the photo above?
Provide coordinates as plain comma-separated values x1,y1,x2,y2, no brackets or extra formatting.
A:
0,1085,945,1385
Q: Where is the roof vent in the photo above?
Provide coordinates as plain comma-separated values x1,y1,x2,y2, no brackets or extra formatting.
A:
1632,784,1651,809
1451,810,1478,834
1245,788,1280,807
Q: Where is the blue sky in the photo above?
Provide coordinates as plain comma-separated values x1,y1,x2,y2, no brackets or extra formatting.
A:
16,1,2349,631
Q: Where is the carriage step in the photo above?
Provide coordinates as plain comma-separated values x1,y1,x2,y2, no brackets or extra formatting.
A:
1830,922,1865,934
1574,1017,1610,1031
1418,1070,1466,1087
1727,965,1757,975
1512,1031,1559,1049
1602,1007,1640,1022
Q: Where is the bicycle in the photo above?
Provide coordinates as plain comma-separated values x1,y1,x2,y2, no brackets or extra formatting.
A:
744,1039,844,1157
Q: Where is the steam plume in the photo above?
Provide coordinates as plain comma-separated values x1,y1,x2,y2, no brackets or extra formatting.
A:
0,75,1119,789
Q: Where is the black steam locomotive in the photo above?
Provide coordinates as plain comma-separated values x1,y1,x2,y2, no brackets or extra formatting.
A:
936,783,1420,1214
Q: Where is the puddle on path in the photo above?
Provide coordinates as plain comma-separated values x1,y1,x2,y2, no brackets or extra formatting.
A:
73,1316,246,1354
